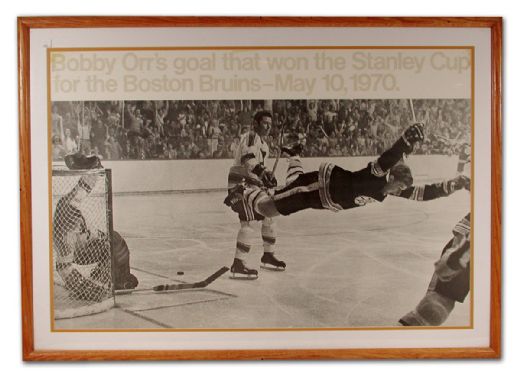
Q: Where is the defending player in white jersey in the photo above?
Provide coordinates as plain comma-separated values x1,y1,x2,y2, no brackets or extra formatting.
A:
227,111,286,279
399,144,471,326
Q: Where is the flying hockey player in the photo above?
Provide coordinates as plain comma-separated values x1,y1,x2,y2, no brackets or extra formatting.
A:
227,110,286,279
53,169,138,302
225,123,428,218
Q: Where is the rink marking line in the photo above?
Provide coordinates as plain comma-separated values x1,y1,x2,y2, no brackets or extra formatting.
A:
339,236,424,280
255,286,304,323
119,308,174,329
127,293,234,313
274,209,430,237
344,296,375,325
289,240,350,310
126,236,222,253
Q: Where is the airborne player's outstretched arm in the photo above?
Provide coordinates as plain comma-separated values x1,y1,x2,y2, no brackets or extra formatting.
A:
372,123,425,175
396,175,470,201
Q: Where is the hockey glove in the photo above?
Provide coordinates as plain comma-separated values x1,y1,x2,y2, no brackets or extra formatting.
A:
401,123,425,153
447,175,471,193
224,183,246,208
252,164,278,188
65,152,103,170
434,239,470,282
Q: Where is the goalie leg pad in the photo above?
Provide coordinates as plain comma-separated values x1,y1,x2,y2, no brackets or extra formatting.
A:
112,231,139,290
65,268,109,302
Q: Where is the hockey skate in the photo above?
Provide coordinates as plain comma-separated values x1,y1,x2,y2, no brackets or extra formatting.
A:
230,258,258,280
260,252,286,271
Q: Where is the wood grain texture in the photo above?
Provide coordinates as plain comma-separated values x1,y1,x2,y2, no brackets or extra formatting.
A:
23,347,500,361
17,16,502,29
18,17,34,361
18,16,502,361
489,18,503,357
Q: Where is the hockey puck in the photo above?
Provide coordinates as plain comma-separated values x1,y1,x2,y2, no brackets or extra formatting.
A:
177,271,184,275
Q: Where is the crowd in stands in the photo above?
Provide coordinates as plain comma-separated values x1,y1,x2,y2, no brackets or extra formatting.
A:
51,98,470,161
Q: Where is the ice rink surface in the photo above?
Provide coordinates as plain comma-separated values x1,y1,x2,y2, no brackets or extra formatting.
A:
55,188,470,330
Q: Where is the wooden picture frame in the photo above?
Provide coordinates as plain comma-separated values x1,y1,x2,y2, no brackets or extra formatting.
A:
18,16,502,360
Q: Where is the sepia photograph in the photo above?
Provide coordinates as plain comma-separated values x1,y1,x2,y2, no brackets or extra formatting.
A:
18,17,501,359
50,97,472,330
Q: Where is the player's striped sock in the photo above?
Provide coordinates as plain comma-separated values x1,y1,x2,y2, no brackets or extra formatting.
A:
286,157,304,185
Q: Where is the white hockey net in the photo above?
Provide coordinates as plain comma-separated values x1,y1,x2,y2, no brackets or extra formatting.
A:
51,168,115,320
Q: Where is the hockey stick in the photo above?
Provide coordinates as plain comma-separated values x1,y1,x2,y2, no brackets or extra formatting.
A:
271,125,285,174
153,266,229,292
409,99,416,123
114,266,229,295
318,124,330,139
433,134,466,148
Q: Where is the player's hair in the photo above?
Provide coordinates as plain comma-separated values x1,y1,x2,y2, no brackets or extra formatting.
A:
390,164,413,187
253,110,273,124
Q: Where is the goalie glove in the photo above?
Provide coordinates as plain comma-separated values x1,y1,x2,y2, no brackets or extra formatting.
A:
401,123,425,153
252,164,278,188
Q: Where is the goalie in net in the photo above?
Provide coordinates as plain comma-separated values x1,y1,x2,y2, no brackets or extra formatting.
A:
53,158,138,318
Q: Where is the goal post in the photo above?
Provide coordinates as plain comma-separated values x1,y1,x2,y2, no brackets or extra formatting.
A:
51,167,116,320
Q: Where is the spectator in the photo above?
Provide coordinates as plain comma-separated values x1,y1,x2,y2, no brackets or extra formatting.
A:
51,105,64,140
51,99,470,161
62,128,78,154
77,116,91,155
105,136,123,160
52,136,66,160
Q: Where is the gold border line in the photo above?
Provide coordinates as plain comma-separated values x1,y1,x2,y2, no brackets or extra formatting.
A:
47,49,55,331
55,326,474,333
48,46,474,333
48,45,474,52
470,46,475,329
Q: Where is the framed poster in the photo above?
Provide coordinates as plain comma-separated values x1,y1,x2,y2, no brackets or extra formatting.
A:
18,17,502,360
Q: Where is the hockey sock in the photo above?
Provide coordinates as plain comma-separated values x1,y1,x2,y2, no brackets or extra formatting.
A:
261,218,276,253
457,144,470,174
286,157,304,185
235,223,254,261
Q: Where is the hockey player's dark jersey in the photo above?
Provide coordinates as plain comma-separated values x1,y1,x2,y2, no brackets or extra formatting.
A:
273,138,409,215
